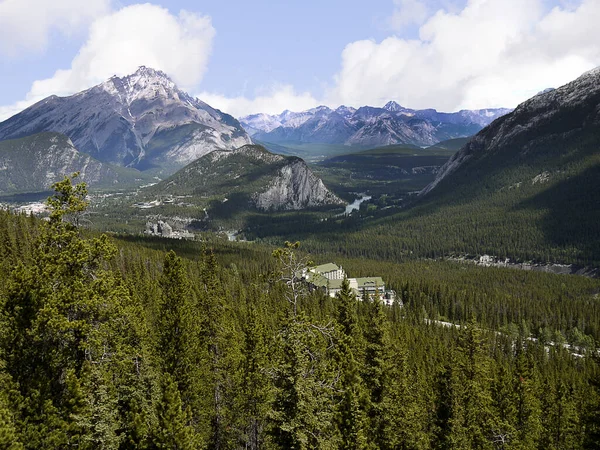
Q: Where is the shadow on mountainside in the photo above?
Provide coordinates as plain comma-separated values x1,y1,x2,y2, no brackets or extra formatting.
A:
514,163,600,265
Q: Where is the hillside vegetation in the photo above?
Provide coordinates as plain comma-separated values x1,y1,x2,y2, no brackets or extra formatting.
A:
0,176,598,448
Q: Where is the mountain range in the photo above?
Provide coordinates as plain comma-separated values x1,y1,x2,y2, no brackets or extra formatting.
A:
422,67,600,197
241,102,511,148
0,67,345,213
0,67,252,173
318,66,600,267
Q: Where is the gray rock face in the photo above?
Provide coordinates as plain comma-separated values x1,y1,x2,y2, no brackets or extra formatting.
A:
254,158,342,210
0,132,125,193
241,103,511,148
0,67,252,173
147,144,344,212
145,220,172,237
421,67,600,196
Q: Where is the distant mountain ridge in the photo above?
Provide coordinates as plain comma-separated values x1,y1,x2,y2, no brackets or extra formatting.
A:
422,67,600,196
0,132,141,193
0,67,252,174
378,66,600,265
241,102,511,148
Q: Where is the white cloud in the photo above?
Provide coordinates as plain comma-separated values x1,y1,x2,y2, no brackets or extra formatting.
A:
0,0,111,56
328,0,600,111
198,85,321,118
0,99,40,123
0,4,215,121
2,0,599,122
29,5,215,97
390,0,430,29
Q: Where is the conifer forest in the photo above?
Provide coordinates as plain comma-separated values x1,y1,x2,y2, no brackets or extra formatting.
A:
0,176,598,449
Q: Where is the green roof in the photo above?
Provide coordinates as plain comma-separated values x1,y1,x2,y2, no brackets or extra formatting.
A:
312,263,340,274
326,279,345,290
306,273,328,287
356,277,384,288
306,274,345,289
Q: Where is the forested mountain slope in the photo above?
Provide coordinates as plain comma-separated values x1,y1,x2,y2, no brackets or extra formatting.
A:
143,144,343,211
294,68,600,267
0,132,141,193
0,177,598,448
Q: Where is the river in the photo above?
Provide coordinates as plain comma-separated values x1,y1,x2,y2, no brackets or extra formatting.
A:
344,194,371,215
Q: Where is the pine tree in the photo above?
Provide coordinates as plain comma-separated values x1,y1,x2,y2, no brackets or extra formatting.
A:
155,250,193,392
238,288,272,450
541,377,581,449
0,174,132,447
270,311,338,449
77,364,121,450
583,356,600,449
197,248,242,449
432,363,453,448
511,343,542,448
335,279,367,450
447,320,494,449
363,297,389,448
0,373,23,450
151,374,196,450
382,346,430,450
490,364,517,448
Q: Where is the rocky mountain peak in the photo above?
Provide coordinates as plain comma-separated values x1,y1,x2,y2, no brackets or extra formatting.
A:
0,67,252,172
383,101,405,112
241,100,511,148
101,66,181,105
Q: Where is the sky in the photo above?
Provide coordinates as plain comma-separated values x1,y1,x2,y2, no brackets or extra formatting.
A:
0,0,599,120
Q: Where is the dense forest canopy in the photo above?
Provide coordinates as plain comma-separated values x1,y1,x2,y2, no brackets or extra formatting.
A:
0,175,598,448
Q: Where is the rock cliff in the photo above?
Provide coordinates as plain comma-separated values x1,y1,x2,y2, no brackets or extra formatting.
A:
255,159,341,210
145,144,343,212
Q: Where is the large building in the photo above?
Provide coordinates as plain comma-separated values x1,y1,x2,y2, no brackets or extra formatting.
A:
303,263,396,305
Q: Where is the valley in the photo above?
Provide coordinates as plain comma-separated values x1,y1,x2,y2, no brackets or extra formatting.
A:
0,62,599,449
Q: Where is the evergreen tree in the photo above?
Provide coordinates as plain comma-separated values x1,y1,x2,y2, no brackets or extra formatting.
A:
541,376,581,449
363,297,389,448
151,374,196,450
491,364,517,448
432,363,453,449
155,250,194,394
447,320,495,449
583,356,600,449
335,279,367,450
0,373,23,450
511,343,542,448
1,174,132,448
238,289,273,450
197,248,242,449
77,364,121,450
270,311,338,449
382,346,430,450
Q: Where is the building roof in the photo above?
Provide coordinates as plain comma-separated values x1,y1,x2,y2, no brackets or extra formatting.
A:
312,263,340,274
306,272,328,288
326,278,345,290
306,273,346,289
356,277,385,289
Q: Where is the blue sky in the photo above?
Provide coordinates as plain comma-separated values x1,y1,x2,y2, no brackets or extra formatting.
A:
1,0,599,118
1,0,408,104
